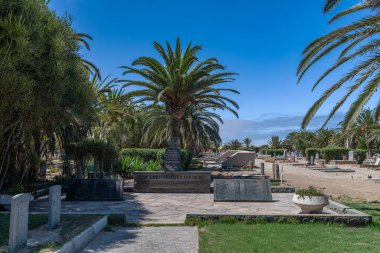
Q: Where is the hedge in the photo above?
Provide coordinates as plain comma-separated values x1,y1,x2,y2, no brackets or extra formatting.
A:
120,148,192,169
354,149,367,164
320,146,349,162
240,147,260,152
260,149,285,157
305,148,319,160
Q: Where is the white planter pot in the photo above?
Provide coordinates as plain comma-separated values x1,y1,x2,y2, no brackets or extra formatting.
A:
292,194,329,214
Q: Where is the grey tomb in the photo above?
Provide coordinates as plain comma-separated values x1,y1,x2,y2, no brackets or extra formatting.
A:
48,185,61,230
260,162,265,175
214,179,272,202
8,193,34,253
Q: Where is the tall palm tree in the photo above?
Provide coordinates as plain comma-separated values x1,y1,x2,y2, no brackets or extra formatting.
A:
345,108,379,152
267,136,283,149
120,38,239,148
297,0,380,130
142,104,223,153
242,137,252,148
224,139,242,150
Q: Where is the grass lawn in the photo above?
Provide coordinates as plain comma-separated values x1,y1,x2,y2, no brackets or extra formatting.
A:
0,214,47,246
194,200,380,253
0,213,102,252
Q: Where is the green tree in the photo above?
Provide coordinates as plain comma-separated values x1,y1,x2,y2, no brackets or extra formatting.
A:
224,139,242,150
0,0,97,190
120,38,239,149
297,0,380,130
242,138,252,148
267,136,283,149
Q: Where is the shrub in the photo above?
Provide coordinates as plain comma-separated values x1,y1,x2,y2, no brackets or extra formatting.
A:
354,149,367,164
113,156,144,178
120,148,192,169
320,146,349,162
305,148,319,160
144,161,162,171
260,149,284,157
295,186,325,197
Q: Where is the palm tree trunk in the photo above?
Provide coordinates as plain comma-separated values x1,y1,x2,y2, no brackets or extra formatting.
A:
170,117,181,148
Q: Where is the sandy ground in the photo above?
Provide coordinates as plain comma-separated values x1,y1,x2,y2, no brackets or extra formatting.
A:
257,159,380,202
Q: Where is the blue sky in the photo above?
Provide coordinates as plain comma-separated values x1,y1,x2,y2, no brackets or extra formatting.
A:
50,0,366,145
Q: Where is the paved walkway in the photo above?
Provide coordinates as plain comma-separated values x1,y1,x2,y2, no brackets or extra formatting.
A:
81,226,198,253
30,193,338,224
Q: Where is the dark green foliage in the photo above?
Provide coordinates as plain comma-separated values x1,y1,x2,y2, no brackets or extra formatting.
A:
305,148,320,160
66,139,118,177
240,147,260,152
354,149,367,164
260,149,285,157
120,148,192,169
320,146,349,162
0,0,97,191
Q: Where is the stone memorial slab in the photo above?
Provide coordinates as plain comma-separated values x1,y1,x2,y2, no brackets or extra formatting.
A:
66,179,123,201
348,151,354,161
164,148,181,171
48,185,61,230
8,193,34,253
214,179,272,202
134,171,211,193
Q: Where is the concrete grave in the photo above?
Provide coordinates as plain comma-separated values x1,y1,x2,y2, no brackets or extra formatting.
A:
8,193,34,253
134,171,211,193
221,151,256,167
66,179,123,201
214,179,272,202
48,185,61,230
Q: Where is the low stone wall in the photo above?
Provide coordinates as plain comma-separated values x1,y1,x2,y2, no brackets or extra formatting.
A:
186,212,371,227
134,171,211,193
329,160,358,165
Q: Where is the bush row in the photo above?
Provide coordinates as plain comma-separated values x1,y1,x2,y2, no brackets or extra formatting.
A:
260,149,285,157
305,146,367,163
120,148,192,169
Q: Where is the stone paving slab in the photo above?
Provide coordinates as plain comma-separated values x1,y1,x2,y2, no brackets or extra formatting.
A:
30,193,339,224
80,226,198,253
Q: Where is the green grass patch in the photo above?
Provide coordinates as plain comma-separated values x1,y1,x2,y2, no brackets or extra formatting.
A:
0,214,47,246
193,200,380,253
0,213,102,250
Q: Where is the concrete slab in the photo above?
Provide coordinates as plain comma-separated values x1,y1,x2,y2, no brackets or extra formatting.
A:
31,193,340,224
80,227,198,253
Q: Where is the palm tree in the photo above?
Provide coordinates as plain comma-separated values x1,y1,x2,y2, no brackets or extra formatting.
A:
297,0,380,130
120,38,239,148
345,108,379,153
142,104,223,153
224,139,242,150
267,136,283,149
242,137,252,148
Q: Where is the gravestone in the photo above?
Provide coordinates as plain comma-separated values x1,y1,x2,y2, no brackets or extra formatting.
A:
275,164,280,179
134,171,211,193
39,161,47,179
348,151,354,161
48,185,61,230
272,163,276,179
8,193,34,253
164,147,181,171
249,161,253,170
66,179,123,201
214,179,272,202
310,155,315,165
260,162,265,175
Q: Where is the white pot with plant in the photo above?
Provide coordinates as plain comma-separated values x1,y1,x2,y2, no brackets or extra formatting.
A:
292,186,329,214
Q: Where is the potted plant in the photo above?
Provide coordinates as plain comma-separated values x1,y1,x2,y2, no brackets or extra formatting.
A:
292,186,329,214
